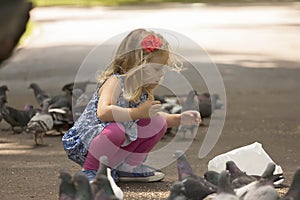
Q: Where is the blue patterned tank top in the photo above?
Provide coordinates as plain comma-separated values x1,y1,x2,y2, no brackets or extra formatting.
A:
62,74,148,166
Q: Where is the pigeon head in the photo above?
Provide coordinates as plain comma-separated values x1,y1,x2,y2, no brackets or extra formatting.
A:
261,162,276,179
73,171,89,185
59,169,73,183
226,161,243,174
217,170,235,195
173,150,185,160
28,83,37,89
204,170,220,186
288,166,300,191
98,155,109,175
99,155,109,165
0,85,9,91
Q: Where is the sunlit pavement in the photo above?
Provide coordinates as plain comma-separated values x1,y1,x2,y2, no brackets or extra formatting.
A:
1,3,300,103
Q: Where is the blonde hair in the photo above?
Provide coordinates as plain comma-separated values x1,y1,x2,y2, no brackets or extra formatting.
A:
98,28,182,102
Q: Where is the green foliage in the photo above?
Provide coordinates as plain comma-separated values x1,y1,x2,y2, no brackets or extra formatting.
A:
32,0,296,7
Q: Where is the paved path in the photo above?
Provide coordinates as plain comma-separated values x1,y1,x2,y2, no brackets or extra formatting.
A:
1,3,300,106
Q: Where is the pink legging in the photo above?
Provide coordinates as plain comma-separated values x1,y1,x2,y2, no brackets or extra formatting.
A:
83,115,167,171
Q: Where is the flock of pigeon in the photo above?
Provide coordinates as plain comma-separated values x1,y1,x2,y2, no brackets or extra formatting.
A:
59,156,123,200
0,82,94,145
0,82,223,145
167,150,300,200
58,150,300,200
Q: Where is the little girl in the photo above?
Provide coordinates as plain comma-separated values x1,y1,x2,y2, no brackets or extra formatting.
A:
62,28,201,182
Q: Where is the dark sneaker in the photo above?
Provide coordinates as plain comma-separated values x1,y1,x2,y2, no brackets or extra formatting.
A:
118,164,165,182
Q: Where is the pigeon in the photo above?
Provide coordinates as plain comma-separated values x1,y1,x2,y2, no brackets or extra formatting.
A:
243,184,278,200
173,150,195,181
47,91,74,133
28,83,50,107
204,170,220,186
260,162,284,186
0,95,34,133
173,150,216,199
235,162,282,199
178,90,199,139
26,99,53,145
181,176,216,200
226,160,257,188
282,166,300,200
49,107,74,133
48,93,72,111
197,92,223,119
58,169,76,200
167,181,187,200
73,171,94,200
91,156,123,200
215,171,239,200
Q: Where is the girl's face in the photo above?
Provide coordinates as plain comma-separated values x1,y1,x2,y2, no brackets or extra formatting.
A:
142,51,169,87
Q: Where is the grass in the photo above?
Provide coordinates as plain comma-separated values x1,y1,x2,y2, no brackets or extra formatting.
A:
32,0,296,7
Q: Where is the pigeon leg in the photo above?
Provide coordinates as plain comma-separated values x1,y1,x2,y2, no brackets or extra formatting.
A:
40,132,45,145
34,132,38,145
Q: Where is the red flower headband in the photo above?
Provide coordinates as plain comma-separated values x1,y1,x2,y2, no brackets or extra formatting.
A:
141,35,163,53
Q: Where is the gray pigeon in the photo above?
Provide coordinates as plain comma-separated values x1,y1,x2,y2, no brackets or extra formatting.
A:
26,100,53,145
0,95,34,133
260,162,284,186
181,176,216,200
29,83,50,107
73,171,94,200
93,176,119,200
167,181,187,200
173,150,195,181
173,150,216,199
215,171,238,200
91,156,115,198
282,166,300,200
235,162,282,199
178,90,199,139
58,169,76,200
48,93,72,111
47,91,74,133
243,184,278,200
226,160,257,188
91,156,123,200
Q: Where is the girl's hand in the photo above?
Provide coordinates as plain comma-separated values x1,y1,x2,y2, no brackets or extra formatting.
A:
136,100,162,119
181,110,201,126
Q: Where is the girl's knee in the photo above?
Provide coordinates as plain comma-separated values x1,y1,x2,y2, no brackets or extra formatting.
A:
102,123,126,146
